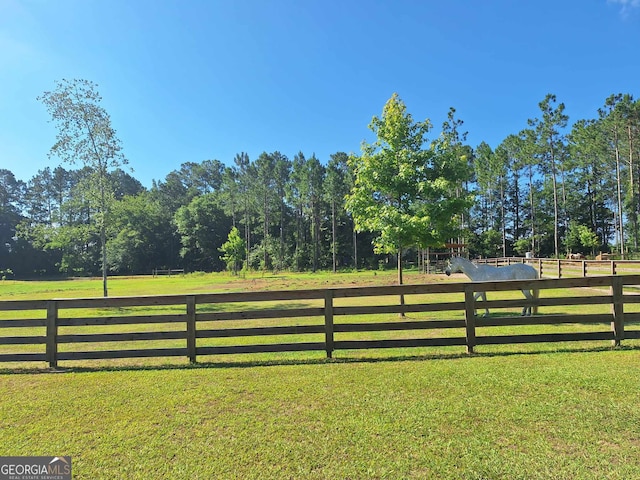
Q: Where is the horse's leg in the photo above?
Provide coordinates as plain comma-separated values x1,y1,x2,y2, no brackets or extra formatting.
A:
521,289,533,316
481,292,489,316
473,291,481,316
474,291,489,316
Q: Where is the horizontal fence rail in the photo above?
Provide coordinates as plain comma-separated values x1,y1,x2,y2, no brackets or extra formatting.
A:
475,257,640,278
1,275,640,368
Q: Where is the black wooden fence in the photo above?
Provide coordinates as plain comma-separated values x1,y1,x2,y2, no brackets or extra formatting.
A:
1,275,640,368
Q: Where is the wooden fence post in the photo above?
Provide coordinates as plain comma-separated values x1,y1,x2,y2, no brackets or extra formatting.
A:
538,259,543,277
464,285,476,354
557,260,562,278
610,276,624,347
324,290,334,358
46,301,58,368
186,295,197,363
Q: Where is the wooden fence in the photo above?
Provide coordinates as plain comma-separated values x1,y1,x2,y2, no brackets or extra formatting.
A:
475,257,640,278
152,268,185,277
1,275,640,368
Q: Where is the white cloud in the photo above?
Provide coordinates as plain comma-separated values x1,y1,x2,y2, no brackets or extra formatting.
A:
608,0,640,16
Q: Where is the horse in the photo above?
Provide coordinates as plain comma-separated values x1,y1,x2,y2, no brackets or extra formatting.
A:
445,256,539,316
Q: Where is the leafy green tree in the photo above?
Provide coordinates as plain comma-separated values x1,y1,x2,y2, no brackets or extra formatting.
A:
161,160,224,198
513,237,532,256
578,224,600,255
304,154,325,272
108,192,169,273
439,107,474,249
346,93,472,288
469,228,502,258
195,159,225,194
233,152,255,268
528,94,569,258
46,168,102,276
19,167,76,276
347,93,431,286
219,226,245,274
0,169,26,275
39,79,127,296
286,152,325,272
617,96,640,251
499,134,528,246
599,95,628,256
25,170,99,277
564,221,582,256
219,166,240,228
324,152,350,272
473,142,496,233
24,168,56,225
568,119,612,249
17,167,94,277
151,168,198,214
272,152,291,271
174,193,231,271
254,152,277,271
516,128,543,255
288,152,308,271
565,221,599,256
597,94,640,255
492,145,512,256
109,169,145,199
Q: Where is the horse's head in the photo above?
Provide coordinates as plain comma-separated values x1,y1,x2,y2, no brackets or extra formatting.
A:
445,256,463,276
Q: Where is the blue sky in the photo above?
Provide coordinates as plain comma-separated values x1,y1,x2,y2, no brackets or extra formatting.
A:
2,0,640,188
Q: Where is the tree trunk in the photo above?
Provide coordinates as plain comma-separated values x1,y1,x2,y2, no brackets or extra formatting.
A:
263,191,268,271
549,137,560,258
398,245,405,317
312,201,319,273
353,226,358,270
279,199,285,271
332,200,337,273
513,169,521,243
615,139,625,258
100,173,108,297
528,164,536,255
500,175,506,257
101,223,108,297
244,209,251,270
628,123,638,251
295,206,302,272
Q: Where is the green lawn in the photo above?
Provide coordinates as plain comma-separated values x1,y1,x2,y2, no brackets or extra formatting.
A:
1,271,640,478
0,269,418,300
1,350,640,479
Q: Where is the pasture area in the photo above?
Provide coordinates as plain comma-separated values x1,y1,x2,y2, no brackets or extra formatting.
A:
2,271,640,478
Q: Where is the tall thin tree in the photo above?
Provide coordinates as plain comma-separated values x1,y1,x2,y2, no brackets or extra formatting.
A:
528,94,568,258
324,152,349,272
39,79,127,296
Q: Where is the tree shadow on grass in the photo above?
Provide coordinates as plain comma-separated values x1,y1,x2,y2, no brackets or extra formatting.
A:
2,344,639,375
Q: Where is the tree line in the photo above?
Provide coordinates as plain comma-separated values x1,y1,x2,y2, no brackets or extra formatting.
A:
474,93,640,260
0,80,638,285
0,153,370,279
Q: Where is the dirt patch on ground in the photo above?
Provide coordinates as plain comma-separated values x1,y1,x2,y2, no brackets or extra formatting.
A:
200,271,458,293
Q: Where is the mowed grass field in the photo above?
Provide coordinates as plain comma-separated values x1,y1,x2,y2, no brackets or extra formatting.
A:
2,270,640,479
